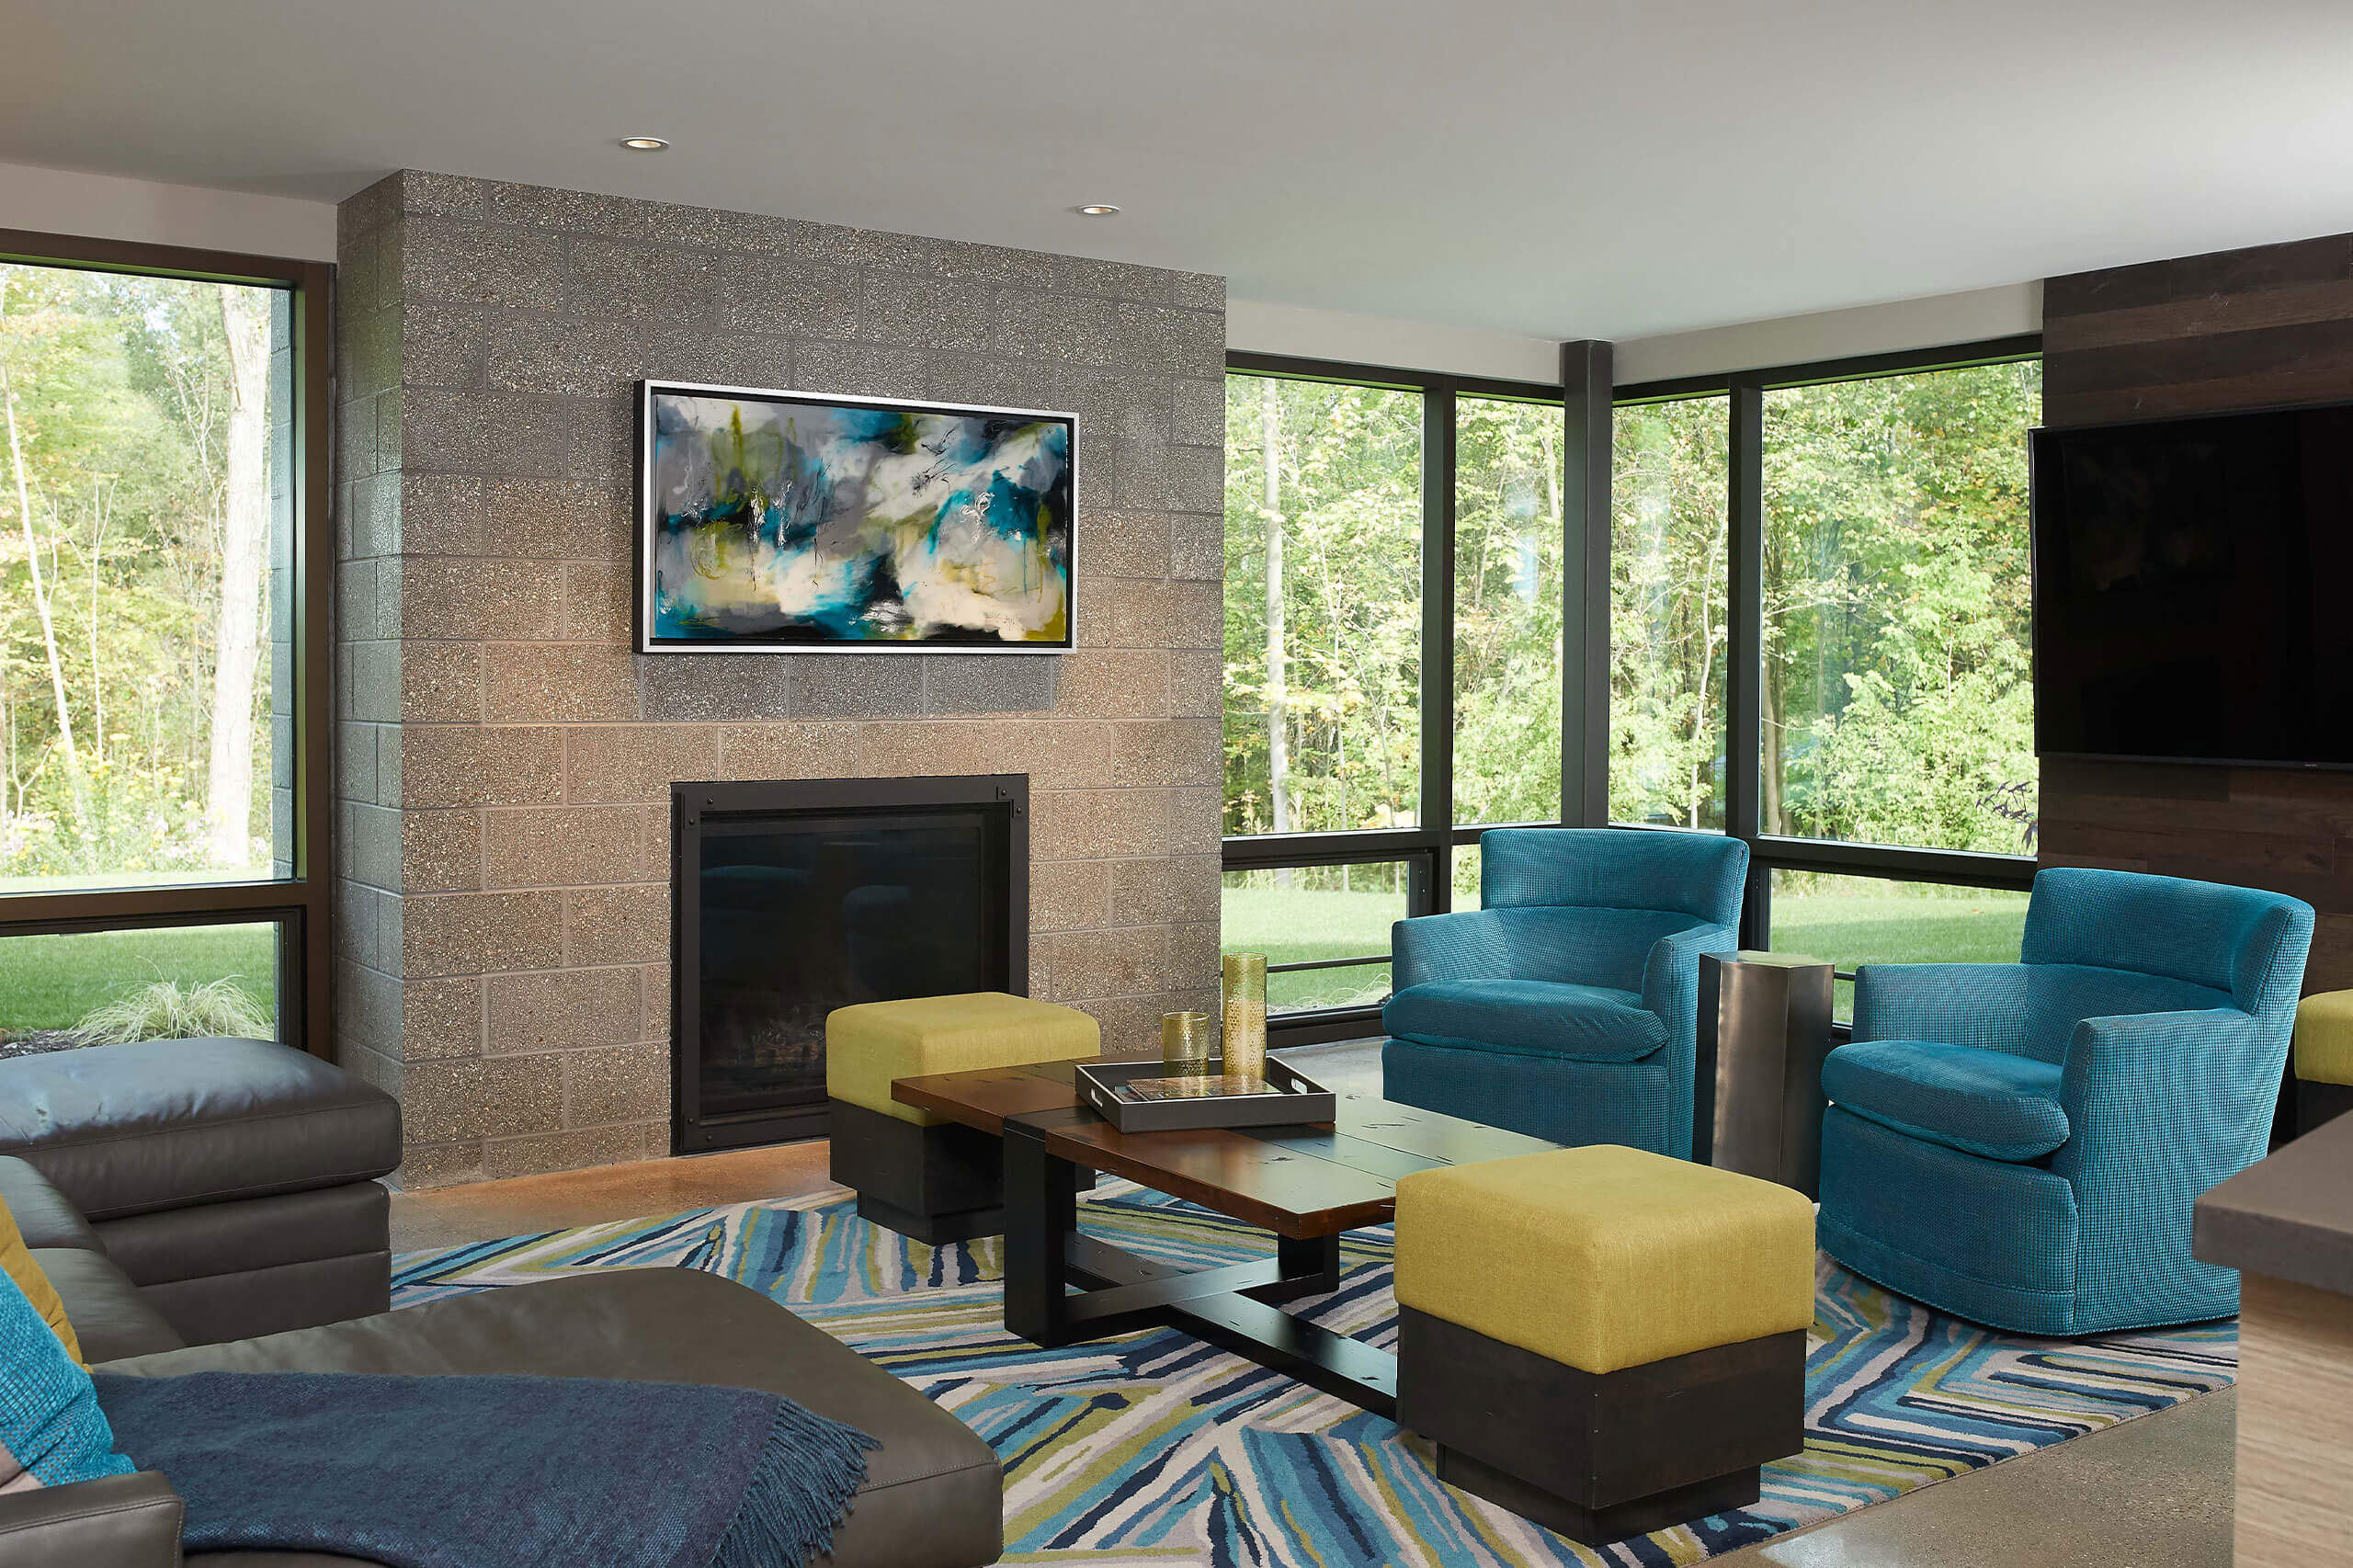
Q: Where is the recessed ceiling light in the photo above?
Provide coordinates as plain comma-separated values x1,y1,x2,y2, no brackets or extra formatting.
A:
620,136,670,152
1074,204,1120,217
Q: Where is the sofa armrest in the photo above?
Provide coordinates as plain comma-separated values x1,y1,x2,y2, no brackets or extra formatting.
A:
1851,963,2032,1051
0,1471,183,1568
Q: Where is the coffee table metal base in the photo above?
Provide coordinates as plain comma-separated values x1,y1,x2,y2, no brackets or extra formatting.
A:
1001,1119,1400,1418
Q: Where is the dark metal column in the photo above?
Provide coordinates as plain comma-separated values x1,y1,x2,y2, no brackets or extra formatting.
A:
1419,388,1458,914
1726,378,1768,949
1561,340,1614,828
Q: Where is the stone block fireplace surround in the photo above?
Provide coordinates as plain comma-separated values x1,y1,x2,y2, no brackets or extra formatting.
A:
334,170,1226,1188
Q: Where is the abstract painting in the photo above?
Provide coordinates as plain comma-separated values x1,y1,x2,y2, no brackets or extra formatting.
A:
636,380,1075,653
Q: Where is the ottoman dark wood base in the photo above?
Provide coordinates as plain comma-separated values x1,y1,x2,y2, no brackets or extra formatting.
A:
829,1098,1006,1245
830,1096,1091,1245
1398,1305,1804,1545
2298,1079,2353,1138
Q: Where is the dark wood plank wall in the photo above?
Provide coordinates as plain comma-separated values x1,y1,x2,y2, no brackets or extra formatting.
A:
2041,231,2353,990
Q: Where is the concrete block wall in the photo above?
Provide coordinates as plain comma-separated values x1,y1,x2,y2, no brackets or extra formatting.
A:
333,170,1226,1188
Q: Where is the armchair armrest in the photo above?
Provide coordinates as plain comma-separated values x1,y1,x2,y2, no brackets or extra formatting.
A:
1639,923,1739,1025
2052,1009,2282,1307
0,1471,182,1568
1851,963,2031,1051
2057,1007,2271,1153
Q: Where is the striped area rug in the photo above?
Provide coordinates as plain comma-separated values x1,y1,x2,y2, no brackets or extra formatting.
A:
393,1187,2235,1565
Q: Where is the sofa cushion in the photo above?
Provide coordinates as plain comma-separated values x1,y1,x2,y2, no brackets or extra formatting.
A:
1823,1039,2071,1163
1383,979,1668,1061
107,1268,1002,1568
0,1039,400,1221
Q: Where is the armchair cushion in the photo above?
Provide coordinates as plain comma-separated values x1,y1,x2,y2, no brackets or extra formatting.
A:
1823,1040,2071,1163
1383,980,1667,1062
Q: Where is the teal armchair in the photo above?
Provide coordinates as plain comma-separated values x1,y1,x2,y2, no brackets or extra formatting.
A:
1818,867,2313,1335
1380,828,1748,1155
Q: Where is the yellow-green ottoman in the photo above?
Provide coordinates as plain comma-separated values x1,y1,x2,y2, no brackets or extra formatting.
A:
826,992,1099,1243
2293,991,2353,1135
1394,1144,1815,1543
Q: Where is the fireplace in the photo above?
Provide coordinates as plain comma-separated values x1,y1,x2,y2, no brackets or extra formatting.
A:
670,775,1029,1153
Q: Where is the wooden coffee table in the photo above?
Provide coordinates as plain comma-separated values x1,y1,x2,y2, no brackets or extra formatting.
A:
892,1059,1555,1418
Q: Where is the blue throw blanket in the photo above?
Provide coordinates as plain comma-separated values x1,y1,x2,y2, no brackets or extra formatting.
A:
94,1372,878,1568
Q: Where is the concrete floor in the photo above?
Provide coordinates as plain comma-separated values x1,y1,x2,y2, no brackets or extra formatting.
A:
387,1038,2236,1566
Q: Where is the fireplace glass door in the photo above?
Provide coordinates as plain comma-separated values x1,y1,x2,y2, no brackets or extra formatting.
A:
674,778,1026,1152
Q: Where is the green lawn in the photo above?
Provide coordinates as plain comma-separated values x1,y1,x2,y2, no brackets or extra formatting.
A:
0,924,277,1036
1221,881,2029,1020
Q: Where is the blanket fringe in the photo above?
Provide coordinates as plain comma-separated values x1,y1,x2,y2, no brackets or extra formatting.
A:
710,1399,881,1568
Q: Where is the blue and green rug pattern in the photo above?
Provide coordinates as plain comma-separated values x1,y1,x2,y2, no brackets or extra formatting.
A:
392,1187,2236,1566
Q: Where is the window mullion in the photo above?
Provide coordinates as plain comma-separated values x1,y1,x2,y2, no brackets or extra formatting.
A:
1726,376,1768,947
1420,387,1456,915
1561,342,1612,828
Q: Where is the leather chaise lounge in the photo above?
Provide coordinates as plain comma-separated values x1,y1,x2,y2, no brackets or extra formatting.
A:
0,1039,1003,1568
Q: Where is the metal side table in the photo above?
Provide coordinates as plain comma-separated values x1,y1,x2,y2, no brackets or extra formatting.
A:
1694,951,1836,1197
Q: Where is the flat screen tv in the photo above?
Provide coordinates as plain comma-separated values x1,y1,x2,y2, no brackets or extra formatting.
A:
2031,401,2353,767
636,380,1076,653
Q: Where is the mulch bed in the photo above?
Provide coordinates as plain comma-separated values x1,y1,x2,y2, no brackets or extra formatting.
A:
0,1029,95,1060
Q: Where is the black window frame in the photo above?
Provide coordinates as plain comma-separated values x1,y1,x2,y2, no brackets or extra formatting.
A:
0,228,334,1054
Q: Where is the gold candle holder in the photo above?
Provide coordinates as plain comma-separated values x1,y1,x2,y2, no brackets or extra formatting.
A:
1160,1010,1212,1075
1222,953,1268,1081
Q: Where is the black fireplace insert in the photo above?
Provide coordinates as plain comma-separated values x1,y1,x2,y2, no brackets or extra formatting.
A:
671,774,1029,1153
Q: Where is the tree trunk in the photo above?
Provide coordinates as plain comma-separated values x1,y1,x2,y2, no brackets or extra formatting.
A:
0,357,89,839
84,479,111,768
1260,378,1290,842
1761,652,1787,837
206,290,270,869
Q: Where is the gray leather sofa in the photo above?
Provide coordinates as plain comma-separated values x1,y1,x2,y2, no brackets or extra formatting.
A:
0,1042,1004,1568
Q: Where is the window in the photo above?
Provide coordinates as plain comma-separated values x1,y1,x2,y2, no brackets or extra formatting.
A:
1610,395,1729,829
1222,863,1409,1016
1222,372,1422,837
0,264,293,889
0,920,278,1043
1616,340,2040,971
1222,357,1571,1034
1454,395,1563,826
1221,337,2041,1038
0,233,328,1052
1762,361,2041,853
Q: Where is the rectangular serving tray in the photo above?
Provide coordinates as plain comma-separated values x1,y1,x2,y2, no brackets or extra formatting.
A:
1074,1055,1337,1133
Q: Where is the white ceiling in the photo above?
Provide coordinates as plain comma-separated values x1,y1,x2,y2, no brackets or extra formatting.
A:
6,0,2353,339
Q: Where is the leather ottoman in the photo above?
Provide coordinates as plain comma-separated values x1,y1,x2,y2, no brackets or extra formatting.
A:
826,991,1099,1243
0,1037,401,1344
